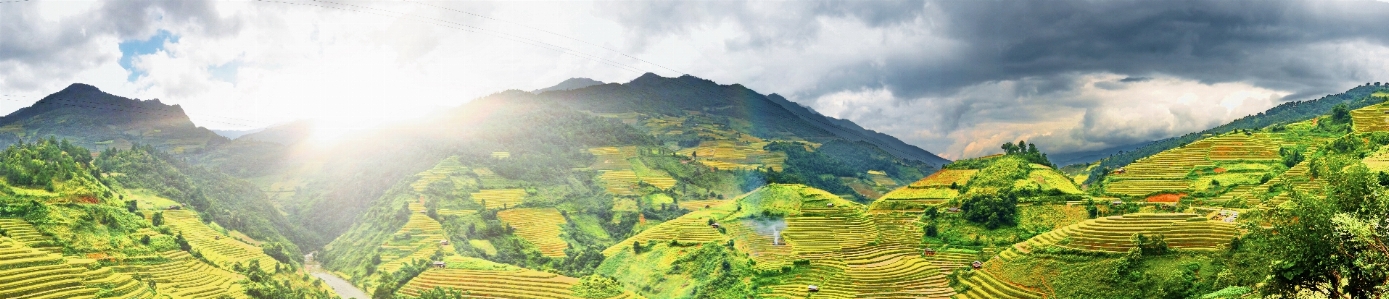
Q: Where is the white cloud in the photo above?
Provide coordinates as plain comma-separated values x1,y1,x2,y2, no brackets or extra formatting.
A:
3,0,1389,160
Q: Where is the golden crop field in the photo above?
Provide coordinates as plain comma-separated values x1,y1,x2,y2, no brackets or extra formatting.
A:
163,210,279,271
1352,102,1389,132
378,202,447,274
909,169,979,188
471,189,527,209
496,208,571,258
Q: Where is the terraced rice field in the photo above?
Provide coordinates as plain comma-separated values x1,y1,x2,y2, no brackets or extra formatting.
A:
951,269,1043,299
0,218,62,253
409,156,469,193
1106,133,1283,197
1218,158,1322,207
596,164,679,195
163,210,278,271
471,189,527,209
676,199,736,211
1017,170,1083,194
589,146,638,171
379,202,447,273
874,169,976,206
921,248,978,276
879,187,958,201
115,250,249,299
1352,102,1389,132
496,208,570,257
723,221,798,271
677,140,787,171
601,208,728,256
909,169,979,188
400,267,642,299
867,170,898,187
782,203,880,254
1015,213,1240,253
0,236,157,299
764,245,955,299
473,168,522,189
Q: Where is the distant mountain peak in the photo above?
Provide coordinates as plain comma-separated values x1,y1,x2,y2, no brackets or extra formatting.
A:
0,83,227,151
534,78,606,94
58,83,101,94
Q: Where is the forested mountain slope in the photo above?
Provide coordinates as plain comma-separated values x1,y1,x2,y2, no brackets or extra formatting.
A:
0,83,226,153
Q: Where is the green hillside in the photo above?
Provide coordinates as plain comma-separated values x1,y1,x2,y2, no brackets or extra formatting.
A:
0,139,334,298
0,83,226,154
6,80,1389,299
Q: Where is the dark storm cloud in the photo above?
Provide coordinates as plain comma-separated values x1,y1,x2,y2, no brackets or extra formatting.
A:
877,0,1389,99
599,0,1389,157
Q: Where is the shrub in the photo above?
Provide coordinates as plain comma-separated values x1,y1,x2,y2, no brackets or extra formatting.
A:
959,193,1019,229
571,275,625,299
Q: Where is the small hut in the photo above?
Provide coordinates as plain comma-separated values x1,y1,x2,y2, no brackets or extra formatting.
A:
1113,168,1127,174
971,261,983,269
167,205,182,210
710,223,721,229
923,248,936,256
1111,200,1124,206
432,261,446,269
807,285,820,292
826,203,835,207
946,207,962,213
439,239,450,246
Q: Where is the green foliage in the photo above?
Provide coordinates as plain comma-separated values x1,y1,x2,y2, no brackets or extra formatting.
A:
571,274,625,299
1000,140,1054,167
1132,233,1170,256
763,142,858,197
958,193,1018,229
1259,161,1389,298
0,137,99,190
415,287,465,299
1279,146,1305,167
97,145,308,259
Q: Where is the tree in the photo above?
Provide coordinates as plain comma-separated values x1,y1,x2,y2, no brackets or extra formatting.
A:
1331,103,1352,124
959,193,1019,229
152,212,164,226
1261,163,1389,298
175,233,191,251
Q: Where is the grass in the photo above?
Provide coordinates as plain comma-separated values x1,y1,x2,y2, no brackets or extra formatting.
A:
866,170,898,187
123,189,182,210
496,208,570,258
468,240,498,256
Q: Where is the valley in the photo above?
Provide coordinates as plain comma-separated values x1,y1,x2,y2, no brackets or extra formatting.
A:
0,78,1386,299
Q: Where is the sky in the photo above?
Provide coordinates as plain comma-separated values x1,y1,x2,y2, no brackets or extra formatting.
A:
3,0,1389,159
